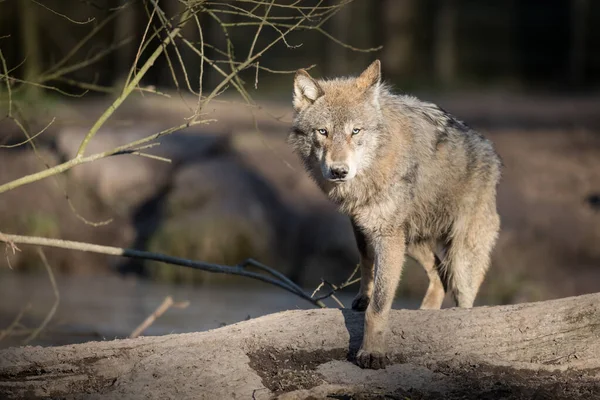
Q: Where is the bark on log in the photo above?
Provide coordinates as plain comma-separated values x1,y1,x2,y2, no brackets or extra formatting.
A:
1,293,600,399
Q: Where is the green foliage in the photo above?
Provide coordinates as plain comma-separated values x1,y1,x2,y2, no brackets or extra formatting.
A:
21,212,60,238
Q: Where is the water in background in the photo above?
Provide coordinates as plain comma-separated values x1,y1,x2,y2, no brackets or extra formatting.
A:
0,273,418,349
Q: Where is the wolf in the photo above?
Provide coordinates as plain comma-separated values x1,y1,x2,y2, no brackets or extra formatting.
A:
288,60,501,369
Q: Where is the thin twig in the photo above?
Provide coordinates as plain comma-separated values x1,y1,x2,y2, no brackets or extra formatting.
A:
129,296,189,338
66,195,114,227
0,304,31,342
312,264,361,303
330,294,345,308
56,77,171,97
0,117,55,148
40,36,133,82
23,248,60,344
124,3,157,89
43,7,121,76
0,231,21,259
0,75,89,97
0,49,13,117
126,151,172,163
30,0,95,24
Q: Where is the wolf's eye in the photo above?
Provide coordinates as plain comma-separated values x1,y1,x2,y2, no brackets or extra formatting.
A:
352,128,361,135
317,128,328,136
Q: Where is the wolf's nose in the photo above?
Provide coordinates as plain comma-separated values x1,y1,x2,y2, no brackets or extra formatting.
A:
330,163,349,179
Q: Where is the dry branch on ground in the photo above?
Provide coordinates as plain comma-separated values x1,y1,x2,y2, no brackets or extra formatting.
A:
1,293,599,399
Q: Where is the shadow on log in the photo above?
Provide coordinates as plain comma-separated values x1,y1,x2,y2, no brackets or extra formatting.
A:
1,293,599,399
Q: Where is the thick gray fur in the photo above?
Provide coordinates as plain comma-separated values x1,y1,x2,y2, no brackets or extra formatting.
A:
289,60,501,369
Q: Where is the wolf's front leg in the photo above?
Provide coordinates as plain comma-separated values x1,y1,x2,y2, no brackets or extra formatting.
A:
355,232,405,369
350,219,374,311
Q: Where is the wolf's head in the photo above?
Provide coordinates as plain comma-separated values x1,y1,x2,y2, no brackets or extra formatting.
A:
289,60,384,183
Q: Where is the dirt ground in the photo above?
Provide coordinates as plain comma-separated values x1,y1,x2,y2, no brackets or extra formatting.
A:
249,348,600,400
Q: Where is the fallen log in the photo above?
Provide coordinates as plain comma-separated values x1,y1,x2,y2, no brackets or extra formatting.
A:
1,293,599,399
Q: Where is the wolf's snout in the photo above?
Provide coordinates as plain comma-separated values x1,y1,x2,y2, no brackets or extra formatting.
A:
329,163,349,180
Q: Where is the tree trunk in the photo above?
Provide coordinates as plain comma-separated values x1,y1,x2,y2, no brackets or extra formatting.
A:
325,2,352,76
569,0,589,87
112,0,138,86
379,0,418,82
435,0,458,87
19,0,42,101
1,293,600,399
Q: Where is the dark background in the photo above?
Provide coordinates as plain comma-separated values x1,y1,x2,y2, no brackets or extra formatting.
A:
2,0,600,93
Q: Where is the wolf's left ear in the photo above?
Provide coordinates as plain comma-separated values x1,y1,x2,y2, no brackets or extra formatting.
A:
356,59,381,91
293,69,323,111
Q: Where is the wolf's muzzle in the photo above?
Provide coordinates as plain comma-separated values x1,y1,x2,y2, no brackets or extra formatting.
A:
329,163,349,180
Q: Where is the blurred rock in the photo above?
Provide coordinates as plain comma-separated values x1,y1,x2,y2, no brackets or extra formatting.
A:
0,148,128,274
120,153,296,282
287,210,358,288
54,126,230,213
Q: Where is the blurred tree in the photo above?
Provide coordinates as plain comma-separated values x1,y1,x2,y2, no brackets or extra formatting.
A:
206,1,231,91
19,0,42,101
569,0,589,86
378,0,417,83
113,0,139,87
2,0,600,97
434,0,457,87
325,1,352,76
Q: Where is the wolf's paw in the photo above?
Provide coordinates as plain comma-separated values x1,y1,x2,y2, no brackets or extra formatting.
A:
355,349,388,370
351,294,370,311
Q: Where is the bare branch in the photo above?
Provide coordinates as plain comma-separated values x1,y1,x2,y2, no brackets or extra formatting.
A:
313,264,361,303
193,11,205,114
125,2,157,89
0,119,207,194
75,6,194,158
152,1,197,97
247,0,274,58
0,0,362,196
0,233,324,308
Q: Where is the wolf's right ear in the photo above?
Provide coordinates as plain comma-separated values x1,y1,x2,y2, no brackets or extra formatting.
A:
293,69,323,111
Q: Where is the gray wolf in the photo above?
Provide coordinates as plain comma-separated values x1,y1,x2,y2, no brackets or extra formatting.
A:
288,60,501,369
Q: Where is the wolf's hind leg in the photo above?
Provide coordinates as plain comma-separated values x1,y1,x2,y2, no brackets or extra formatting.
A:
350,219,374,311
447,208,500,308
408,241,445,309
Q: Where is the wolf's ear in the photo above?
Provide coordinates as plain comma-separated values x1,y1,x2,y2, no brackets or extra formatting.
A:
293,69,323,111
356,59,381,90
